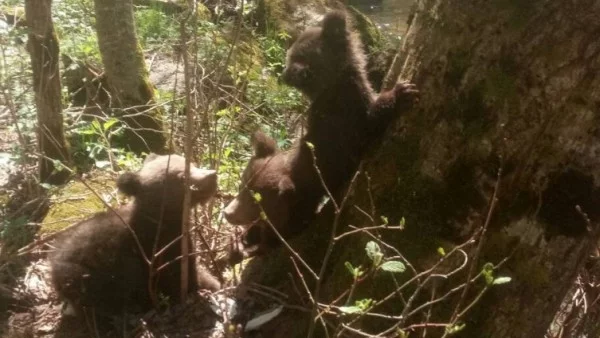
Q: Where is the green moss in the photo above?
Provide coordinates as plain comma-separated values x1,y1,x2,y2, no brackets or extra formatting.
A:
41,172,117,234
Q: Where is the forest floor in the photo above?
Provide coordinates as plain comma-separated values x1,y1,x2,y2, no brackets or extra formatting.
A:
0,253,230,338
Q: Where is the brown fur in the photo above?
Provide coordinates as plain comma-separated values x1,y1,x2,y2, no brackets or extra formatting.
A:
223,11,418,263
50,154,220,322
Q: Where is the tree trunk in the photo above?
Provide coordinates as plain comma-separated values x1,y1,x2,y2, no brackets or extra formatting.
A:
25,0,71,185
240,0,600,337
389,0,600,335
93,0,166,154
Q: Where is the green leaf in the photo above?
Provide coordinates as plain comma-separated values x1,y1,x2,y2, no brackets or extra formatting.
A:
103,118,119,131
380,215,389,225
339,306,362,314
445,323,466,335
216,108,230,117
365,241,383,266
345,261,355,276
91,119,102,131
305,141,315,150
355,298,374,310
399,217,406,228
77,129,96,135
437,247,446,256
365,241,381,258
253,192,262,203
493,276,512,285
380,261,406,273
345,262,364,279
396,329,408,338
259,211,267,221
482,262,495,285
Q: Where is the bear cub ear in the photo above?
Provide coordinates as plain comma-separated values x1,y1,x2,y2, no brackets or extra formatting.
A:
322,11,348,43
252,131,278,158
117,172,142,196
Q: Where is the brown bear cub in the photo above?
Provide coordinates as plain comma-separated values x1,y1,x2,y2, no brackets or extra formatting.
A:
222,11,418,262
50,154,220,323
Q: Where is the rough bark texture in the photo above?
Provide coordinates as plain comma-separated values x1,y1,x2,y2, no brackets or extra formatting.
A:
93,0,166,153
25,0,71,185
240,0,600,337
389,1,600,335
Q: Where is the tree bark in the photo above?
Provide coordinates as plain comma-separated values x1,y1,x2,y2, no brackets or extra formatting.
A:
25,0,71,185
240,0,600,337
93,0,166,154
388,1,600,334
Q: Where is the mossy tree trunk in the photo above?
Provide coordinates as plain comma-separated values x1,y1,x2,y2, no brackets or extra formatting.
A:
387,1,600,335
241,0,600,337
93,0,166,154
25,0,71,185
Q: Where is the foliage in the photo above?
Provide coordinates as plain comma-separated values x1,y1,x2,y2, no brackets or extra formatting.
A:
53,0,100,61
245,30,304,124
319,217,514,337
0,216,35,249
0,22,36,161
67,117,143,171
135,6,179,48
191,25,304,192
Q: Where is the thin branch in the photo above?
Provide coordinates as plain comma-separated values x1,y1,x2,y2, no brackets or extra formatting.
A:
307,171,361,338
448,166,502,324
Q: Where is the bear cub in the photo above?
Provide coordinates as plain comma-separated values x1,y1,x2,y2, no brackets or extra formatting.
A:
50,154,220,322
222,11,418,262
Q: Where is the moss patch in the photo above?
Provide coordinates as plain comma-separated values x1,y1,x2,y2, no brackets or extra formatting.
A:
41,171,118,234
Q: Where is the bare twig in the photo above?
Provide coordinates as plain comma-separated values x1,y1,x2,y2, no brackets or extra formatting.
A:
447,166,502,326
307,170,361,338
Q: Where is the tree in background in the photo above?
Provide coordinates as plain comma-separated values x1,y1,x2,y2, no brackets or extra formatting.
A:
93,0,166,154
25,0,71,185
